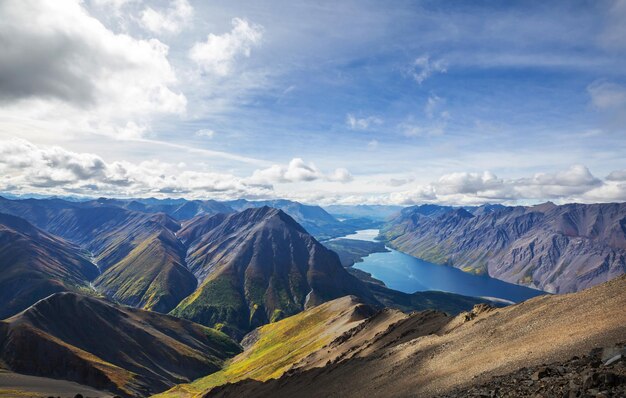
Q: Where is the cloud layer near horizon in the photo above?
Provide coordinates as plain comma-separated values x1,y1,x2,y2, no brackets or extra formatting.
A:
1,139,624,205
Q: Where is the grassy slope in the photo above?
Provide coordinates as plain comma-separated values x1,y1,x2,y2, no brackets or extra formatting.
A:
155,297,370,398
95,232,197,313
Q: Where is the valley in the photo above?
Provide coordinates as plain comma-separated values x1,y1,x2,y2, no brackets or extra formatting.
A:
0,196,624,397
326,229,544,303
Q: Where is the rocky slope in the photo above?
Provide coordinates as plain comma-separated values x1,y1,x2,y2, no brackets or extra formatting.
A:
0,293,241,397
0,213,98,318
201,275,626,398
170,207,378,338
381,202,626,293
439,344,626,397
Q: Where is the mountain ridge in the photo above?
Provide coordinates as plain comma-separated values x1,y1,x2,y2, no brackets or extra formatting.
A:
381,202,626,292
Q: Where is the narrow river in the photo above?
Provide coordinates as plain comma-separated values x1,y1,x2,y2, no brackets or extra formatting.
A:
342,229,545,303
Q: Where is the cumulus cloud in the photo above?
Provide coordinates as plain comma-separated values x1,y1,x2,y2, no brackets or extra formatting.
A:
346,114,383,130
0,138,271,199
409,55,447,84
190,18,263,76
327,168,354,183
436,171,503,195
0,0,186,138
140,0,193,35
248,158,353,185
386,165,617,205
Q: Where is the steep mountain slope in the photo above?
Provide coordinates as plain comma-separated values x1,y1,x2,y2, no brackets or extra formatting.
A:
170,207,378,338
0,197,197,312
157,296,376,398
381,202,626,292
0,213,98,319
203,275,626,398
0,293,241,397
94,230,197,313
225,199,354,239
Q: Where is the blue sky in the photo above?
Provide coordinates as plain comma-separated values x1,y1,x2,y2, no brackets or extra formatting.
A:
0,0,625,204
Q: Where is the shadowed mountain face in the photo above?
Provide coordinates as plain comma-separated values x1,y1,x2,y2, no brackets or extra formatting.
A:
0,213,98,319
0,293,241,397
200,276,626,398
170,207,378,338
381,202,626,293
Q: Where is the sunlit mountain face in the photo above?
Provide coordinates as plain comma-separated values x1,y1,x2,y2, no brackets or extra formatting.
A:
0,2,625,398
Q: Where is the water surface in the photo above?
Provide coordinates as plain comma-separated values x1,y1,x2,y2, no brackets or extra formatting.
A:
345,229,544,303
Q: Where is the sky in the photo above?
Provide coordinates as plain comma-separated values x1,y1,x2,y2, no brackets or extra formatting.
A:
0,0,625,205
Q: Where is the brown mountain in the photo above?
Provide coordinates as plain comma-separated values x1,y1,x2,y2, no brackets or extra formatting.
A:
170,206,378,339
381,202,626,293
0,292,241,397
0,213,98,319
202,275,626,398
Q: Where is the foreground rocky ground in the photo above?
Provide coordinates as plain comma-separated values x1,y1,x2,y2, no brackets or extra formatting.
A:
439,344,626,398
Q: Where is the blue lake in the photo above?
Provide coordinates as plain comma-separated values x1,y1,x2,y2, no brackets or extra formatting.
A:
344,229,545,303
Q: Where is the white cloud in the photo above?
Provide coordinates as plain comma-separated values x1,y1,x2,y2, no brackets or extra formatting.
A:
327,168,354,183
410,55,447,84
367,139,379,150
385,165,614,205
195,129,215,138
436,171,503,195
249,158,353,185
346,114,383,130
140,0,193,35
189,18,263,76
0,138,271,199
0,0,186,139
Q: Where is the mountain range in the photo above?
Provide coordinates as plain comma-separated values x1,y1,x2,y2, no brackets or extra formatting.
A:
0,196,489,342
380,202,626,293
1,195,625,397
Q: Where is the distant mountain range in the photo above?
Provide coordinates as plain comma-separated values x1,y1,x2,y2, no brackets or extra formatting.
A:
0,196,489,342
380,202,626,293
